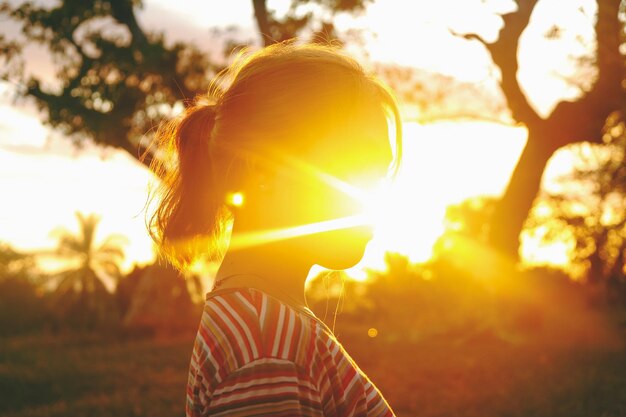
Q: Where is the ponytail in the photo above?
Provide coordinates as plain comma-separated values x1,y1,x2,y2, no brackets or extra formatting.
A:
147,100,231,270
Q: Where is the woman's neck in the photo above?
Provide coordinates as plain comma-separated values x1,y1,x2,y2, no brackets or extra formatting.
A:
215,245,312,308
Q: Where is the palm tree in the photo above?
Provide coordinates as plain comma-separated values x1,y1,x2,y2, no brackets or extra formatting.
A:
49,212,127,329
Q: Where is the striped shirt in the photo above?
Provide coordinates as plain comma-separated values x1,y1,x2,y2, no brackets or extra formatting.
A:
186,287,395,416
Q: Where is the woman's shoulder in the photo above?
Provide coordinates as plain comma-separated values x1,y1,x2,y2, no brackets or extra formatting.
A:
191,287,395,416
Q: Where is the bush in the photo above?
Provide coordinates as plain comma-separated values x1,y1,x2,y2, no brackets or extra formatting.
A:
0,277,48,335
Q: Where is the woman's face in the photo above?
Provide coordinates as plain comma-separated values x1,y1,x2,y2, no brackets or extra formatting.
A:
262,107,393,270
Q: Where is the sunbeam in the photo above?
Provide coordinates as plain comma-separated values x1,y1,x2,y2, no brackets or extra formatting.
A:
227,214,370,251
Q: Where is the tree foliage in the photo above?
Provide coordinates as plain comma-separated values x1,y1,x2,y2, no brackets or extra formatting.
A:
0,0,222,169
252,0,372,46
0,0,371,171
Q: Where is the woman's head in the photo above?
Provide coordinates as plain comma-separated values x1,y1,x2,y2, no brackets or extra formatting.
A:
149,41,402,271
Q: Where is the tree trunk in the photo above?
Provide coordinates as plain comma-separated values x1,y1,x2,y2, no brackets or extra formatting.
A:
487,125,556,258
252,0,273,46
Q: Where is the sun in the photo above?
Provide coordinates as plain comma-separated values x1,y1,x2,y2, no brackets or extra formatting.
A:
342,120,528,279
360,177,447,267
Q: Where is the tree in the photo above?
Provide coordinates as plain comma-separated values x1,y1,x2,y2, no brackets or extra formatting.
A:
48,211,126,328
453,0,625,261
525,118,625,292
0,0,372,173
251,0,372,46
0,0,221,170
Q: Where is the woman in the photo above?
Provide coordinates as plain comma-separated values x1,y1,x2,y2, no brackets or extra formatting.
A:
149,41,401,416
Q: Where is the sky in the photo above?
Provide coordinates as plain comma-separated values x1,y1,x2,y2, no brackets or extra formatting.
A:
0,0,597,275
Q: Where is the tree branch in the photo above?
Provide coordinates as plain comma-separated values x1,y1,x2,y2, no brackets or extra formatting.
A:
488,0,541,126
109,0,148,46
453,0,540,126
547,0,624,146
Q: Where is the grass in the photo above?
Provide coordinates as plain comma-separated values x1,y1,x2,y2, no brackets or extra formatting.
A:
345,333,626,417
0,333,194,417
0,326,624,417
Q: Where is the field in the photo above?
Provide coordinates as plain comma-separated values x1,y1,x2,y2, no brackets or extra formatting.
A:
0,333,191,417
347,332,626,417
1,327,625,417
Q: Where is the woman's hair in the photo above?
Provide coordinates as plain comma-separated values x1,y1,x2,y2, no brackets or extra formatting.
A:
146,41,402,270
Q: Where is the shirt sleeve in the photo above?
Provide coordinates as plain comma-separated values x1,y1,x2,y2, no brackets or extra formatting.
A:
188,357,324,417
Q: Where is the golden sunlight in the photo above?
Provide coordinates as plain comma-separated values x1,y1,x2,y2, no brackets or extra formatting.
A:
2,115,530,281
141,119,528,283
219,120,527,281
520,226,573,269
228,215,368,252
351,121,527,277
0,141,155,274
342,0,509,80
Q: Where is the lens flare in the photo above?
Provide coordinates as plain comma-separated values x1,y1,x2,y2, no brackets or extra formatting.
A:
227,191,245,207
228,214,369,251
222,149,405,273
